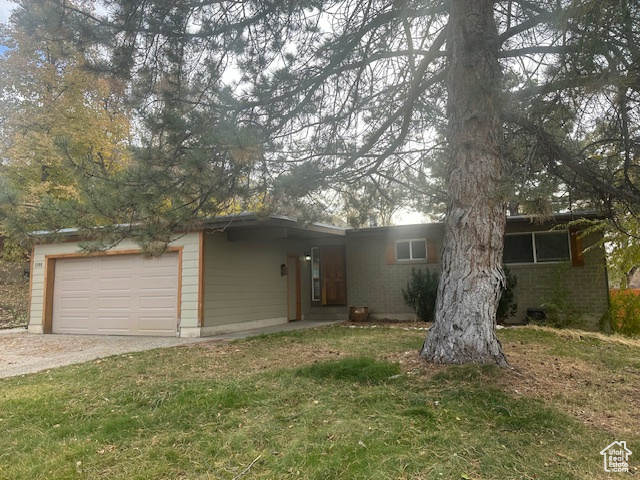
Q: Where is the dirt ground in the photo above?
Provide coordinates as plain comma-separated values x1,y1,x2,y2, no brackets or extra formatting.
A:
0,281,29,330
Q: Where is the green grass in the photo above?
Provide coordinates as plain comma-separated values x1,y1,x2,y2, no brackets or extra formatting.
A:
0,325,638,479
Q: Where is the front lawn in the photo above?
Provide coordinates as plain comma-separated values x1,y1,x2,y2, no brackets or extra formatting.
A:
1,325,638,479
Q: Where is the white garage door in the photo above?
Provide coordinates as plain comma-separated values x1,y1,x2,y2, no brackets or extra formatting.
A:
52,253,179,336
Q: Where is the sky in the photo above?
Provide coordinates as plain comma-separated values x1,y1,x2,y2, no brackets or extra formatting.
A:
0,0,14,24
0,0,14,20
0,0,15,55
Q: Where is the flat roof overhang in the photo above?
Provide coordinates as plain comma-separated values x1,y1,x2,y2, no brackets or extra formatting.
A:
202,213,346,241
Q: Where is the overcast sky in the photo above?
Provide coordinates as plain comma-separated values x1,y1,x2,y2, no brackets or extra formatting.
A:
0,0,15,24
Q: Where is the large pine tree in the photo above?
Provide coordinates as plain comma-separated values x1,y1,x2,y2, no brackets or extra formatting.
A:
4,0,640,363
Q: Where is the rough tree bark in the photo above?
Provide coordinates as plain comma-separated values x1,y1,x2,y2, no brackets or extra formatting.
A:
420,0,509,366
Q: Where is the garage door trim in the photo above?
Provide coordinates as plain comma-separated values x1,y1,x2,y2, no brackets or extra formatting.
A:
42,247,183,334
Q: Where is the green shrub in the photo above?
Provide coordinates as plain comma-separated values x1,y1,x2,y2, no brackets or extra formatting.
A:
497,266,518,323
402,268,439,322
609,290,640,337
402,267,518,323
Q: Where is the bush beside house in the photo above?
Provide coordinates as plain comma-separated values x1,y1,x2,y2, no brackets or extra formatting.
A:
609,289,640,337
402,267,518,324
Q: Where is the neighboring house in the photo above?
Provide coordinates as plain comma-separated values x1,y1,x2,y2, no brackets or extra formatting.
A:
27,212,609,337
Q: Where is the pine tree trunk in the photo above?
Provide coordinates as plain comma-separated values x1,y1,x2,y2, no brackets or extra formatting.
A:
420,0,508,366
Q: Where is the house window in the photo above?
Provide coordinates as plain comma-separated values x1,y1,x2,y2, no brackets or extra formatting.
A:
395,239,427,261
310,247,321,301
504,231,570,264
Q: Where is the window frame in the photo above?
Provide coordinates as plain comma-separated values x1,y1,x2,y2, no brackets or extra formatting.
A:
395,238,428,261
310,246,321,302
503,231,572,265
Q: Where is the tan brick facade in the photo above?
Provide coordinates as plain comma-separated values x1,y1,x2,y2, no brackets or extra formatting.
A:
339,221,608,328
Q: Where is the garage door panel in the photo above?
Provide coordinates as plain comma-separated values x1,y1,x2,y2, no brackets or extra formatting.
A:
56,316,91,332
60,259,92,273
97,296,131,309
99,277,133,291
141,257,174,268
99,255,134,268
140,275,176,289
138,317,176,333
52,252,178,336
60,279,91,292
95,315,130,329
59,296,91,310
139,296,176,309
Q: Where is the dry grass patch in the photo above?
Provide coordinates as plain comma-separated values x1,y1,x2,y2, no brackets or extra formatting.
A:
176,326,423,380
501,338,640,437
526,324,640,348
383,325,640,439
192,339,348,376
186,324,640,440
185,324,640,439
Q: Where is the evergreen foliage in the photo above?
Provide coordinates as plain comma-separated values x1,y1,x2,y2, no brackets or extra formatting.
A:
402,268,439,322
403,266,518,324
4,0,639,238
497,267,518,323
540,263,585,329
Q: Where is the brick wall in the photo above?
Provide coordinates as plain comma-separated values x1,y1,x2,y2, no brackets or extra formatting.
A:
345,225,442,317
506,231,608,329
344,225,608,328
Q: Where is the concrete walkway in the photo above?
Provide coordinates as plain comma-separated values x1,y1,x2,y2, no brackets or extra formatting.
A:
0,320,343,379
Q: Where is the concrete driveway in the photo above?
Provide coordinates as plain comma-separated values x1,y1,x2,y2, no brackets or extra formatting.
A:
0,329,208,378
0,320,342,379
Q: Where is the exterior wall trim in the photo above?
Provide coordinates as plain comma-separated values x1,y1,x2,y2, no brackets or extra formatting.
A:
198,231,205,327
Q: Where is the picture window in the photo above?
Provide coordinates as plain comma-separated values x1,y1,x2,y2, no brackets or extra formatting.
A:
504,232,570,264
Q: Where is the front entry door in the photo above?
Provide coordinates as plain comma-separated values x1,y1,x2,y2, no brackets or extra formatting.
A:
321,245,347,305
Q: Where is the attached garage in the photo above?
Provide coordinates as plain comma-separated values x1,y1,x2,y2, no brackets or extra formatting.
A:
27,217,341,338
28,234,202,338
52,253,179,336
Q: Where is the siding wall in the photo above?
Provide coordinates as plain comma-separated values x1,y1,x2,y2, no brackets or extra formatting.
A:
202,232,306,330
28,233,201,335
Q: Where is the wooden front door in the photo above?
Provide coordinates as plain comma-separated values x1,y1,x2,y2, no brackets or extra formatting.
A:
321,245,347,305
